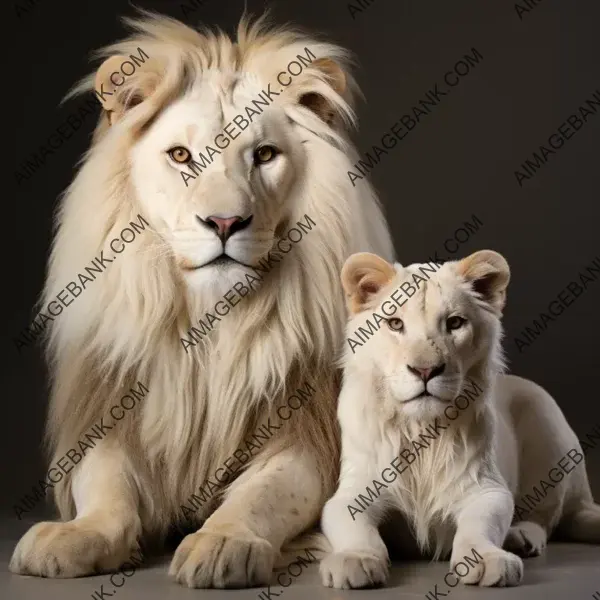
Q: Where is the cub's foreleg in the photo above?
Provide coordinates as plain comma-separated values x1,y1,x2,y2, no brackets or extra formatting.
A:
450,482,523,587
320,454,390,590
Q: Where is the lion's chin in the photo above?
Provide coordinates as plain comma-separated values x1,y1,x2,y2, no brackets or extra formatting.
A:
182,260,259,297
402,394,447,407
399,397,449,421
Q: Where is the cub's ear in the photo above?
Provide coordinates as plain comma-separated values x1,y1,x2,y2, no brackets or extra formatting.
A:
286,55,349,125
456,250,510,315
341,253,396,314
94,54,158,125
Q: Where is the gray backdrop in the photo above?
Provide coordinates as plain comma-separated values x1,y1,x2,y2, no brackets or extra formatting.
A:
3,0,599,516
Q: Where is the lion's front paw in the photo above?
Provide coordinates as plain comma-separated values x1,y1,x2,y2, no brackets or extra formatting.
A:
10,521,116,578
451,545,523,587
169,529,275,588
320,551,389,589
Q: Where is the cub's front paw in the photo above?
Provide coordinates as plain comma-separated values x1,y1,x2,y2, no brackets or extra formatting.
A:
451,546,523,587
320,551,389,589
169,529,275,588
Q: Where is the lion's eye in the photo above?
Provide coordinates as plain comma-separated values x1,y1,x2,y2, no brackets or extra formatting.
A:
447,316,466,331
253,145,278,165
168,146,192,164
387,318,404,332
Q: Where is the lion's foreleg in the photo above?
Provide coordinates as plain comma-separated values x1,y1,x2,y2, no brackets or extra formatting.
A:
10,443,142,578
169,446,322,588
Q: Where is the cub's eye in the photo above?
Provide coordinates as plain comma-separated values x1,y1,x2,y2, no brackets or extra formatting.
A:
387,318,404,332
447,316,466,331
253,145,278,165
167,146,192,164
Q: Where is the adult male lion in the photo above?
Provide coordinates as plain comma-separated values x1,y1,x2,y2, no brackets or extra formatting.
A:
10,12,394,588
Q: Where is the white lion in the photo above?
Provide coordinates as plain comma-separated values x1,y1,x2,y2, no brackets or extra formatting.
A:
320,251,599,589
9,12,394,588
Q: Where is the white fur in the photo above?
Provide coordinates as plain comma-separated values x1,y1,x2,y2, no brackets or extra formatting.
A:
320,253,599,589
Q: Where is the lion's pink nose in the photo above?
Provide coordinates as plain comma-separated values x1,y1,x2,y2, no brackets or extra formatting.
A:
414,367,433,381
197,214,253,242
407,363,446,383
205,216,242,237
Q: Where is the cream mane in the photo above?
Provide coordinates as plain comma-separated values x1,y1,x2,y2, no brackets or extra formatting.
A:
41,12,394,529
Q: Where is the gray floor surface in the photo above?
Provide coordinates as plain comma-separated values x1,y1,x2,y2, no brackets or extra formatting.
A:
2,515,599,600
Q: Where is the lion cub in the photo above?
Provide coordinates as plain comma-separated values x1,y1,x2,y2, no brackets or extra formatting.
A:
320,250,599,589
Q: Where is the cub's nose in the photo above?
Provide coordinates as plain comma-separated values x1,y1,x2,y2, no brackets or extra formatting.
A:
407,363,446,383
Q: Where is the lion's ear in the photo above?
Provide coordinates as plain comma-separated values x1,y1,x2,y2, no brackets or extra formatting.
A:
288,57,347,125
456,250,510,315
94,55,157,125
341,252,396,314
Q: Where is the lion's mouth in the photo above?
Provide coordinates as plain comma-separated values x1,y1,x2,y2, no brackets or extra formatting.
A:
205,255,237,268
408,390,441,402
182,254,261,271
183,255,237,271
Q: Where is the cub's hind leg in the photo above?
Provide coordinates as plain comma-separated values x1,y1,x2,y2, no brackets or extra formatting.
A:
504,521,548,557
504,465,566,558
503,375,587,556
